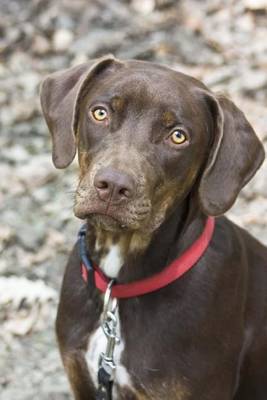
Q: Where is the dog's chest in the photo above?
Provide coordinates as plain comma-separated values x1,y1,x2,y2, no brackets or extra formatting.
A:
86,242,134,397
86,238,188,399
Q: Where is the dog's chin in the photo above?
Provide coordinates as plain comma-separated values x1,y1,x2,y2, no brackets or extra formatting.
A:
88,213,128,232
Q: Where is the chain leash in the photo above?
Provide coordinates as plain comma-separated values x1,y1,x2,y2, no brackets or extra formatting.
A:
96,280,120,400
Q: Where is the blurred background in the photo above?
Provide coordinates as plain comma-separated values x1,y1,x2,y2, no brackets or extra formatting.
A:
0,0,267,398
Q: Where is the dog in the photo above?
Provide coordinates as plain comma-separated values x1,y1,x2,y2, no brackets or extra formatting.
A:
40,55,267,400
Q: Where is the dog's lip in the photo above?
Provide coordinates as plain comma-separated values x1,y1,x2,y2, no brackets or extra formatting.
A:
74,200,151,228
86,211,130,230
74,205,123,224
88,210,120,222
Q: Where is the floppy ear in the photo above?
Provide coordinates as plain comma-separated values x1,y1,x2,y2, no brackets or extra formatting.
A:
40,55,123,168
198,93,265,216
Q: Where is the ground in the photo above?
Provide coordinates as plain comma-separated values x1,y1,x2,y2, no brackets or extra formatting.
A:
1,0,267,398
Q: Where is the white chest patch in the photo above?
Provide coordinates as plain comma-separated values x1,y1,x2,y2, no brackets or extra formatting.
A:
86,309,133,397
86,240,132,396
99,244,123,278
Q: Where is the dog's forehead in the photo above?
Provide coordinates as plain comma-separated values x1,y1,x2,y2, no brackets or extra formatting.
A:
124,60,205,90
94,61,206,112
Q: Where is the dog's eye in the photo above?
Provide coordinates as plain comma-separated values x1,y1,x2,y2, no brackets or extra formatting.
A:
170,129,187,145
91,107,108,122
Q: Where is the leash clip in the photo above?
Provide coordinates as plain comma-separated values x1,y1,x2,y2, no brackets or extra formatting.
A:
97,280,120,398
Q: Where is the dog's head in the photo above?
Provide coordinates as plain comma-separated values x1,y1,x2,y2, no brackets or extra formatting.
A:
40,56,264,234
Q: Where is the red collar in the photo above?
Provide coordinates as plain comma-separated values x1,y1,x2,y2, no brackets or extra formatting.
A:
81,217,215,299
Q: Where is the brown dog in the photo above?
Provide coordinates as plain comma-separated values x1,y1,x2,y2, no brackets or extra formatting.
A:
40,56,267,400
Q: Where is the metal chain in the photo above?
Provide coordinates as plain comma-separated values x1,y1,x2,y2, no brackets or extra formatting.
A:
96,280,120,399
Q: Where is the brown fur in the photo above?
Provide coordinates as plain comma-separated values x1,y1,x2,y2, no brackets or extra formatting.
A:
40,57,267,400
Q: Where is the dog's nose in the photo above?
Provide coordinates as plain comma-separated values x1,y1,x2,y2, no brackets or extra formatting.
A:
94,168,136,203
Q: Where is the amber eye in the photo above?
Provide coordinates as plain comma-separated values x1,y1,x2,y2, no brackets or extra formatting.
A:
91,107,108,121
170,129,187,145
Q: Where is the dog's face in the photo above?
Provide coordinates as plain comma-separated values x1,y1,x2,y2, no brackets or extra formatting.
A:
40,56,264,235
74,64,213,233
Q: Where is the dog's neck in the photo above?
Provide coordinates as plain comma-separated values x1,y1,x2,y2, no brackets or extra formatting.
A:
86,194,207,283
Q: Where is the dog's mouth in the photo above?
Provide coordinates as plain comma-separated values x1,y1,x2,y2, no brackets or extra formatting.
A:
74,201,151,231
75,205,120,222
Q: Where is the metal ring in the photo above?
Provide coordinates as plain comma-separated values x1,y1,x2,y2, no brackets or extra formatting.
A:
102,280,114,319
102,280,118,326
106,310,117,325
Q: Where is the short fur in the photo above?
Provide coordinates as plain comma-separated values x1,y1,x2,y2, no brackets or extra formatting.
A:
40,56,267,400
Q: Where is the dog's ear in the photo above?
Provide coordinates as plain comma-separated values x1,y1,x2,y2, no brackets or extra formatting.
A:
40,55,123,168
198,92,265,216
